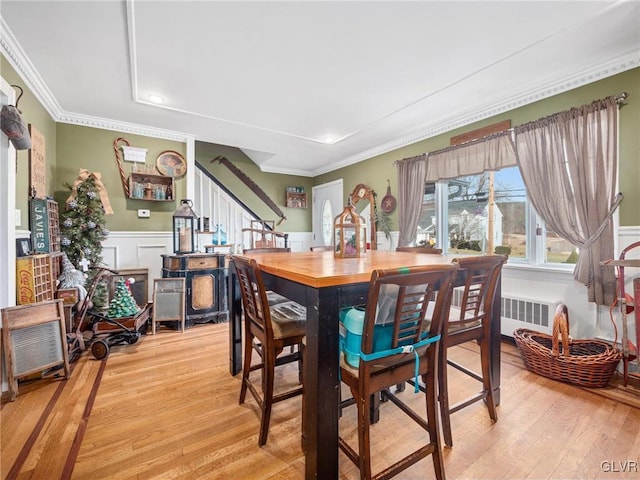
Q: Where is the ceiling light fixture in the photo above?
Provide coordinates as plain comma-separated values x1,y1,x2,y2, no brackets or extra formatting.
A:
148,94,164,104
323,136,334,144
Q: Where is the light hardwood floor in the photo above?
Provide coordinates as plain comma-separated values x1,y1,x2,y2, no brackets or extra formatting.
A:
2,322,639,479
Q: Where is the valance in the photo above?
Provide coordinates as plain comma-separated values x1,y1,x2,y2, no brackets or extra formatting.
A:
425,130,516,182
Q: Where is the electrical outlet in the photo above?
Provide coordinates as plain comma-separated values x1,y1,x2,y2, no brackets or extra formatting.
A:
137,209,151,218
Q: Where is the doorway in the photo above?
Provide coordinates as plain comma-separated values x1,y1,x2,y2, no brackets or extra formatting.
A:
312,179,343,248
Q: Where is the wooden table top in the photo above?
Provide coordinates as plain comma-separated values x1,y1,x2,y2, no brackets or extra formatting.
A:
241,250,454,288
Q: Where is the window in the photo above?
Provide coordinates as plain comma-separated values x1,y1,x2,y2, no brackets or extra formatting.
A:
419,166,577,265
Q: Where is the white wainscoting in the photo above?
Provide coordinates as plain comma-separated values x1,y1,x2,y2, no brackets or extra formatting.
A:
102,232,173,300
9,227,639,344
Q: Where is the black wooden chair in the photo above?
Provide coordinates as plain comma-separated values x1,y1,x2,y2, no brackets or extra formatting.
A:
439,255,507,447
338,263,458,480
232,255,306,446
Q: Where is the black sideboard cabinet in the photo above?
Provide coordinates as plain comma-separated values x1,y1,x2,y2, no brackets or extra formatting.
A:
161,253,227,327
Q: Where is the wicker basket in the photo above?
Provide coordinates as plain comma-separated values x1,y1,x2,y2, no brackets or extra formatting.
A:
514,305,622,388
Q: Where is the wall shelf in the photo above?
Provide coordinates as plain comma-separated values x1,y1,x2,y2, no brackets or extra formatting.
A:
128,172,174,201
285,190,307,208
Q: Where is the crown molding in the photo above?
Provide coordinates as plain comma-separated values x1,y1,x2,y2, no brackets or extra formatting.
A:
55,112,194,143
3,13,638,175
0,16,193,144
312,51,640,177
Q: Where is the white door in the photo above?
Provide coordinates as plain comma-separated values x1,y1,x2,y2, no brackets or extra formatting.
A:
312,179,343,247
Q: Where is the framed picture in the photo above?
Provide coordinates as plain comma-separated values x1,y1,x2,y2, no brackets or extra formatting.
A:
156,151,187,178
16,238,32,257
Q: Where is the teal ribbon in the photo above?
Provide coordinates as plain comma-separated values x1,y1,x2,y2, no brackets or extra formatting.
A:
341,334,441,393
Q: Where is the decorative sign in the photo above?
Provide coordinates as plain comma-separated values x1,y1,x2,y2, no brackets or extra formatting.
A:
450,119,511,146
28,124,46,198
29,198,50,253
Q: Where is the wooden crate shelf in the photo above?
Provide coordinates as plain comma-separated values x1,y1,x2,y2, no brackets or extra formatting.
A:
16,254,56,304
285,188,307,208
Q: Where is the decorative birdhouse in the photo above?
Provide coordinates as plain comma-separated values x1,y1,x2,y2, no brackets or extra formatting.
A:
173,199,198,254
334,196,367,258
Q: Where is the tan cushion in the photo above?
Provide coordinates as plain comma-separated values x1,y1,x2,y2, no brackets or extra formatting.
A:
266,290,291,306
270,301,306,339
447,306,482,332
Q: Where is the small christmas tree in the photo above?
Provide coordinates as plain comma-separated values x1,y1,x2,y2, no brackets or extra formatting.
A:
60,171,110,309
107,279,139,318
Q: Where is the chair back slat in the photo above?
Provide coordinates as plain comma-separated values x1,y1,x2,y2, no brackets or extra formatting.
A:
360,264,458,362
232,255,273,339
451,255,507,327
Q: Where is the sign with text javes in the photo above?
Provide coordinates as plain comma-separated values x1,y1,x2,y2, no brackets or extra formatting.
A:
28,124,45,198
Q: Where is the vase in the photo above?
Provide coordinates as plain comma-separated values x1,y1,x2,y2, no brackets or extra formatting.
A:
212,224,227,245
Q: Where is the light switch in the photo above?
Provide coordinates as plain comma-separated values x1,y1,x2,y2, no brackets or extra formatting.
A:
138,209,151,218
15,209,21,226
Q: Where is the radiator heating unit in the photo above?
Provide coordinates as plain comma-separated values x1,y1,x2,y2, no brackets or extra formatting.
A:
450,287,558,337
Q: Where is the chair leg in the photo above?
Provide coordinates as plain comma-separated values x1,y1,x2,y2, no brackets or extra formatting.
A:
258,353,275,446
356,389,373,480
480,339,498,423
239,332,253,405
424,369,445,480
301,342,306,453
438,344,453,448
298,342,304,385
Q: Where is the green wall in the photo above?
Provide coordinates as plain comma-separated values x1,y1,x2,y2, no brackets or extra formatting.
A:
1,57,57,229
54,124,186,231
195,142,313,232
5,50,639,233
316,68,640,228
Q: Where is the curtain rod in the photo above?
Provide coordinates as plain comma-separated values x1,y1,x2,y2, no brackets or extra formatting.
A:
394,92,629,163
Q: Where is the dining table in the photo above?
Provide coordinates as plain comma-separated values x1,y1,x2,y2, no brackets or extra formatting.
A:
227,250,503,479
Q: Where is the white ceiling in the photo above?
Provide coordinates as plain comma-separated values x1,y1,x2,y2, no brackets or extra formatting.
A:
1,1,639,177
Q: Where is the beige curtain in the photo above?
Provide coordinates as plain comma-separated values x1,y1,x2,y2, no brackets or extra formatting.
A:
396,154,427,247
425,130,516,182
515,97,620,305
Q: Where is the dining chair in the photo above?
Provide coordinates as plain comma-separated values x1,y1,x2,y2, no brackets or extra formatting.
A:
243,247,291,254
396,245,443,255
438,254,507,447
338,263,458,480
232,255,306,446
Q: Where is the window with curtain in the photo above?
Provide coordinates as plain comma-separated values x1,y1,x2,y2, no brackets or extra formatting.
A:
401,94,623,303
418,166,579,265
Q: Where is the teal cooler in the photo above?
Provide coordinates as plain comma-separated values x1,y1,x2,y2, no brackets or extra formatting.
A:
340,307,394,368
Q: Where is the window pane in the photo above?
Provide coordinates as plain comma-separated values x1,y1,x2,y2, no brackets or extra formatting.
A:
417,182,437,247
424,167,528,257
545,230,578,264
447,175,488,254
494,167,527,259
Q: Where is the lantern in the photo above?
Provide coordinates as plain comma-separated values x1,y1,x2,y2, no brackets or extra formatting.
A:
334,196,367,258
173,199,198,254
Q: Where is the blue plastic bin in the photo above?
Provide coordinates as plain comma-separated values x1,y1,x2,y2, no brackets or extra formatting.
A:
340,306,393,368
